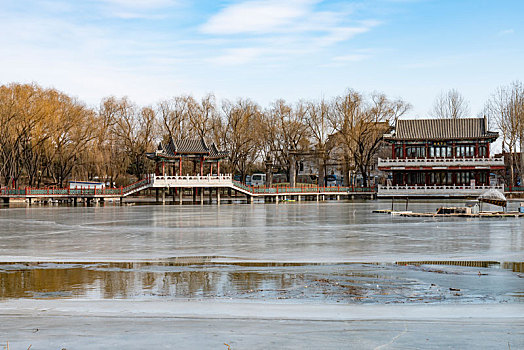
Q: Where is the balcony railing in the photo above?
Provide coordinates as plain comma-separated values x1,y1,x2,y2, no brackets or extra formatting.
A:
377,184,504,197
378,157,504,168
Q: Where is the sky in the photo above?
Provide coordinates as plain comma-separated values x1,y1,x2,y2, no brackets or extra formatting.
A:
1,0,523,117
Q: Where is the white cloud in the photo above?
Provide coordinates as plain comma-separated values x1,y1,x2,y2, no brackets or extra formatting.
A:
98,0,177,10
498,29,514,35
199,1,379,66
95,0,179,19
314,25,374,47
201,0,319,34
210,47,267,65
332,54,370,62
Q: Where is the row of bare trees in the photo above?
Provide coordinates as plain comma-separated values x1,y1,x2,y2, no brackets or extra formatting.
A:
484,81,524,186
1,82,522,188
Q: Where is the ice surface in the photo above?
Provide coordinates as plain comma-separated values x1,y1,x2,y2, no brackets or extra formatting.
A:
0,200,523,349
0,200,523,262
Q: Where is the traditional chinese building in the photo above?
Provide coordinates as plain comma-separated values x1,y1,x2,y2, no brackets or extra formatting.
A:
377,117,505,197
146,137,228,176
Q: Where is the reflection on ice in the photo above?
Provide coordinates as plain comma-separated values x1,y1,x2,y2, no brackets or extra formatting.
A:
0,261,522,304
0,201,522,305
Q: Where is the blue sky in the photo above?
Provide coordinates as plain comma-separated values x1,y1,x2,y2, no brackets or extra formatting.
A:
1,0,523,116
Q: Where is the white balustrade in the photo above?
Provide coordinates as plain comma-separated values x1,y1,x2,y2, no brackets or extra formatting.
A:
150,174,233,187
378,157,504,168
377,184,504,197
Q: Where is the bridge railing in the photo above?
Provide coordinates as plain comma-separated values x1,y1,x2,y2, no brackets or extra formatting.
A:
0,188,26,196
232,182,376,195
122,177,151,195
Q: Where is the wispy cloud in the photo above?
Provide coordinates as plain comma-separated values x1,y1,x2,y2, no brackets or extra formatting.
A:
96,0,180,19
498,29,514,35
99,0,178,9
200,0,378,65
210,47,267,65
332,54,370,62
201,0,319,34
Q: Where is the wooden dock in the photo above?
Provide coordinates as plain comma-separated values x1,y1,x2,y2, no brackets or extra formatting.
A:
373,209,524,218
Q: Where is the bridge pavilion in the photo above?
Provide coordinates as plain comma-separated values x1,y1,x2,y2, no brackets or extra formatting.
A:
146,137,229,176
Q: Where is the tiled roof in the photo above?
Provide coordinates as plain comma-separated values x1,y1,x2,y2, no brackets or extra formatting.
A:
388,118,498,141
208,143,229,159
173,138,209,154
153,137,228,159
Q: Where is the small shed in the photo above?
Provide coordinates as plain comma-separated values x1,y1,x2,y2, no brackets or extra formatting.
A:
69,181,105,190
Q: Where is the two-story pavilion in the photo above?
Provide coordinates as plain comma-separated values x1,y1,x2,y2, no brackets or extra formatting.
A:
377,117,505,197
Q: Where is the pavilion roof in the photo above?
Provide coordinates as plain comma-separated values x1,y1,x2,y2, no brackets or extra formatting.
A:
147,137,228,160
208,143,229,159
385,117,498,141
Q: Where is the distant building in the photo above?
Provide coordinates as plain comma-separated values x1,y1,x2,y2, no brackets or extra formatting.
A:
377,117,505,197
69,181,105,190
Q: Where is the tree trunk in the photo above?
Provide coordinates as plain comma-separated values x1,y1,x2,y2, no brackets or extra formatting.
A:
360,164,368,187
509,145,515,186
520,135,524,186
289,154,296,188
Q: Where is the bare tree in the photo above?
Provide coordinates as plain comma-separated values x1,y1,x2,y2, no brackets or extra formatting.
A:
306,98,333,186
112,98,157,180
157,96,190,140
261,100,310,185
485,81,524,186
187,94,217,139
220,99,262,181
331,91,410,187
431,89,470,119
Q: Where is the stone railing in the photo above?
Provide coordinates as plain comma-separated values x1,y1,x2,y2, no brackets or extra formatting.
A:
150,174,233,187
378,157,504,168
377,184,504,197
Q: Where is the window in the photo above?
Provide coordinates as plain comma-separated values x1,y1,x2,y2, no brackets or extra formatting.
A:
430,146,451,158
479,172,487,184
405,146,426,158
456,145,475,158
478,145,487,157
407,172,425,185
395,145,403,158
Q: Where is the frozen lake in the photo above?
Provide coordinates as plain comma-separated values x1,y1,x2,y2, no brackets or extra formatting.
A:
1,200,523,349
0,200,523,262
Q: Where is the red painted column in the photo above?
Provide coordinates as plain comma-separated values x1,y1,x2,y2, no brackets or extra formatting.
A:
402,143,406,158
210,163,214,175
217,161,220,175
179,157,182,176
200,157,204,175
475,142,479,158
